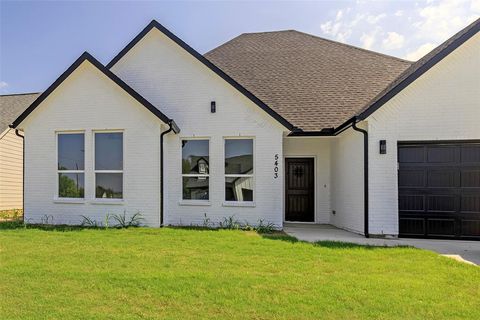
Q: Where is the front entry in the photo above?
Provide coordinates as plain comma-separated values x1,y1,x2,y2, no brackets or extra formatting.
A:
285,158,315,222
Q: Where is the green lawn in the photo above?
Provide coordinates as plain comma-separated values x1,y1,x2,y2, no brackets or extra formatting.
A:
1,226,479,319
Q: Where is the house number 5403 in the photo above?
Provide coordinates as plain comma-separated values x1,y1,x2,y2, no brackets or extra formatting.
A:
274,154,279,179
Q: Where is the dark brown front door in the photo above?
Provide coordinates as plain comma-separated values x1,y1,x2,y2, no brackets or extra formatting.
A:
398,142,480,240
285,158,314,222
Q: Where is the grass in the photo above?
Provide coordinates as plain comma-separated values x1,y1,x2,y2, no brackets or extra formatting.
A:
0,224,479,319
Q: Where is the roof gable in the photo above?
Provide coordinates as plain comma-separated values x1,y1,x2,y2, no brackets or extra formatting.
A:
11,52,179,132
106,20,295,131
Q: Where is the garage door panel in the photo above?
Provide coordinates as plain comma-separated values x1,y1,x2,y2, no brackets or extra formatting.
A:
398,170,425,187
427,219,456,236
399,218,425,236
461,145,480,162
427,195,457,212
461,170,480,187
398,146,425,163
461,195,480,213
427,146,457,163
461,220,480,237
399,142,480,240
427,170,459,188
399,194,425,211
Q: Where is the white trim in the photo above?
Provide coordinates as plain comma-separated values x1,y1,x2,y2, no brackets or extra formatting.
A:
222,201,256,207
93,130,124,200
53,198,85,204
223,137,256,203
283,155,317,223
90,199,125,205
55,131,85,200
178,200,211,206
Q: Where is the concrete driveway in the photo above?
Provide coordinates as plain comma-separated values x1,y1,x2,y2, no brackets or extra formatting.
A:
284,223,480,265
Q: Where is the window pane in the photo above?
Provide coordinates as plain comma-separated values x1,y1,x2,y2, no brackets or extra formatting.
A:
225,177,253,201
95,133,123,170
58,173,84,198
182,140,209,174
96,173,123,199
58,134,84,170
225,139,253,174
183,177,209,200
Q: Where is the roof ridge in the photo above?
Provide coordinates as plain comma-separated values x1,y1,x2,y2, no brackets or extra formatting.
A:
291,30,412,64
0,92,41,97
209,29,412,64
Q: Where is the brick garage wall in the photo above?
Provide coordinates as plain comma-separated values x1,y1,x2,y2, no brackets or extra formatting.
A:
367,33,480,236
111,28,287,228
21,61,164,226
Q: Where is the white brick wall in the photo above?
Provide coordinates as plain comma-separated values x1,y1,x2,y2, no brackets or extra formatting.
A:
110,28,287,228
367,32,480,236
283,137,331,223
330,127,365,234
20,61,165,226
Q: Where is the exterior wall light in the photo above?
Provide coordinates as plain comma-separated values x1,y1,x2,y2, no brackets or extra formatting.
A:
211,101,216,113
379,140,387,154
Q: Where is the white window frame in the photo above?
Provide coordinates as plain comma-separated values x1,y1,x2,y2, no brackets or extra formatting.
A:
223,137,255,206
55,131,85,201
180,137,210,204
93,130,124,202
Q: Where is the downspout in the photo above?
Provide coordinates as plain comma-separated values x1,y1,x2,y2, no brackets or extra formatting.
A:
160,121,174,227
351,119,369,238
14,128,25,223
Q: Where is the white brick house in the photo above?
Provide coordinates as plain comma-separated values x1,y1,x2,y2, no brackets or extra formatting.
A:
10,19,480,239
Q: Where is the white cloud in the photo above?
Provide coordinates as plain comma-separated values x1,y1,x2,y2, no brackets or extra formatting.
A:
360,27,382,50
405,42,437,60
413,0,479,43
382,32,405,50
0,81,8,89
472,0,480,12
318,0,479,58
366,13,387,24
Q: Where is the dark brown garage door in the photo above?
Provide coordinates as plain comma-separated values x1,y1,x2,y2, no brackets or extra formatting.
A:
398,142,480,240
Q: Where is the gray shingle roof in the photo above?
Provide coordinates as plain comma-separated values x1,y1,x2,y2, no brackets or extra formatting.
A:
0,93,40,134
205,30,412,131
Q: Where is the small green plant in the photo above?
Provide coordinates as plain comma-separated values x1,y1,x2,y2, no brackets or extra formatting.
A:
202,213,213,228
40,214,54,224
103,213,112,229
80,215,99,227
112,211,144,228
255,219,276,233
219,215,241,230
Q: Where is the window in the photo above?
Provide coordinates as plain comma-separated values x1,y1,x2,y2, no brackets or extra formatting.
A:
225,139,254,202
57,133,85,198
182,139,209,200
95,132,123,199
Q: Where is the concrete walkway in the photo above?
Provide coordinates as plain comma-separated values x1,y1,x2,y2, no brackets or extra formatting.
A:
284,223,480,265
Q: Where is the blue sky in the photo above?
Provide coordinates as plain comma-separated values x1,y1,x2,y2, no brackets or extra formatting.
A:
0,0,478,94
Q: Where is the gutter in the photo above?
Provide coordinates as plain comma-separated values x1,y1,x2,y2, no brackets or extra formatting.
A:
351,118,369,238
160,120,180,227
10,126,25,223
